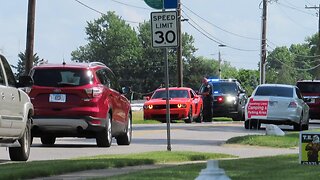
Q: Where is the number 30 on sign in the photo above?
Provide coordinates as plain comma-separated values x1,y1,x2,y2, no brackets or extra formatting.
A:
151,11,178,48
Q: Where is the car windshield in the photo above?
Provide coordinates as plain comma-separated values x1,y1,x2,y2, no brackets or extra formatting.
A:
211,82,238,94
152,90,189,99
33,69,91,87
296,82,320,93
255,86,293,97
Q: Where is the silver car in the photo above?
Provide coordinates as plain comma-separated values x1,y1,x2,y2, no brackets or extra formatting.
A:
244,84,309,131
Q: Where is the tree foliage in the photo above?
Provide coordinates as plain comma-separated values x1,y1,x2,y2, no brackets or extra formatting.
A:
12,51,40,77
67,11,320,99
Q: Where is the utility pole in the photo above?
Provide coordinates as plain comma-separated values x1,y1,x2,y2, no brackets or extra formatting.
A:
218,44,226,79
25,0,36,75
177,0,183,87
218,51,221,79
260,0,267,84
305,4,320,79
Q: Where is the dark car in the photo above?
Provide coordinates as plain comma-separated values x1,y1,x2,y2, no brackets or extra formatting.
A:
296,80,320,120
199,78,248,121
28,62,132,147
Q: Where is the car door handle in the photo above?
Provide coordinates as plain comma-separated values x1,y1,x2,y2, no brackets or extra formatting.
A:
11,93,15,100
1,92,4,100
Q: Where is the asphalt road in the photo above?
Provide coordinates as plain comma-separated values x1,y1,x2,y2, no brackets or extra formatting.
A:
1,121,320,163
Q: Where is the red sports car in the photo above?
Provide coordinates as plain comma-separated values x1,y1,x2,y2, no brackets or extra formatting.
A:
143,87,203,123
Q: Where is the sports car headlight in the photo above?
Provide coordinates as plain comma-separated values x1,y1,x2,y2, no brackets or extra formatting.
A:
144,105,153,109
177,104,187,108
226,96,236,103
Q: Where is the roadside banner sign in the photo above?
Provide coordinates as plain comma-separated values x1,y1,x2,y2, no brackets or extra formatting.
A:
246,98,269,119
151,11,178,48
300,132,320,165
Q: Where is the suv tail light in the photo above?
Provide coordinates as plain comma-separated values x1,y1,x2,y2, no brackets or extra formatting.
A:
85,86,104,98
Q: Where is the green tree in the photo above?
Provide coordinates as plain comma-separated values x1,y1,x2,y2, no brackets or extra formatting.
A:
12,51,40,77
71,11,142,90
236,69,259,95
184,56,219,90
266,46,296,84
305,33,320,79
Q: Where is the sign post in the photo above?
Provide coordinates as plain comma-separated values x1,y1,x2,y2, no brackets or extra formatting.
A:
151,10,178,151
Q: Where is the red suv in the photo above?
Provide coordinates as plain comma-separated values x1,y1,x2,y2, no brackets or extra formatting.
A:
296,80,320,120
28,62,132,147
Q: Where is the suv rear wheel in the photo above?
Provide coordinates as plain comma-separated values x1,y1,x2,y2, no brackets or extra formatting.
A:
9,117,32,161
116,113,132,145
96,112,112,147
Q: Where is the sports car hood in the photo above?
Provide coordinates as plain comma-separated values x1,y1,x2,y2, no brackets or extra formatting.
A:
144,98,189,105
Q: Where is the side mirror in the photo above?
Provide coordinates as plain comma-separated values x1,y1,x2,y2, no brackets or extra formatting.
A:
144,96,150,101
17,76,33,87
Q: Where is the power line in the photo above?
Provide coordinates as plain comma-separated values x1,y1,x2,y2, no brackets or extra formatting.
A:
276,1,316,16
271,57,320,71
182,11,259,52
275,3,314,30
74,0,104,15
267,40,320,58
181,11,224,45
182,4,260,41
110,0,150,10
74,0,141,24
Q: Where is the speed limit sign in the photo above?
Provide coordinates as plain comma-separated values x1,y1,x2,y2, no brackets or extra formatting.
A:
151,11,178,48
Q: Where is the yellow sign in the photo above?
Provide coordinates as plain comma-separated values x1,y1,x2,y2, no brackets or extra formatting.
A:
300,132,320,165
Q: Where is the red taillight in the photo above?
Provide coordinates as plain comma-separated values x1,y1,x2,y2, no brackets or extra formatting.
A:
217,96,224,103
85,86,104,98
288,101,297,108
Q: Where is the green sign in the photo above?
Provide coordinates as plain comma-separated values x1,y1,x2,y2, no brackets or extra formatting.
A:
144,0,163,10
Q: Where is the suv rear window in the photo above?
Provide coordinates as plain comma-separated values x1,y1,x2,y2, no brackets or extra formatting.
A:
296,82,320,93
33,69,91,87
255,86,293,97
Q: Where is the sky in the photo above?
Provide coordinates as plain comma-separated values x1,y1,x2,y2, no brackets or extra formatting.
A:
0,0,319,70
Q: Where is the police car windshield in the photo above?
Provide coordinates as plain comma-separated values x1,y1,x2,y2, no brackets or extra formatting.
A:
211,82,237,94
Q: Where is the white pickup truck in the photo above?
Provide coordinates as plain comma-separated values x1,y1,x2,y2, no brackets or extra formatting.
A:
0,54,34,161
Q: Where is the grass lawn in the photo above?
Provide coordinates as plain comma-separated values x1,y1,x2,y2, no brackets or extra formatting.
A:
105,154,319,180
226,132,300,148
0,151,233,180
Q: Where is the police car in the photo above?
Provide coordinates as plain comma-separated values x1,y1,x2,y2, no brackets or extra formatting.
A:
199,78,248,121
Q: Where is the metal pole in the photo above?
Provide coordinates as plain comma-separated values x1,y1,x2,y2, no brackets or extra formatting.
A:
162,3,171,151
177,0,183,87
25,0,36,75
218,50,221,79
164,47,171,151
260,0,267,84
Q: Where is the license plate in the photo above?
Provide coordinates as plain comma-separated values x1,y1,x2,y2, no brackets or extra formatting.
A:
49,94,66,103
310,99,315,103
